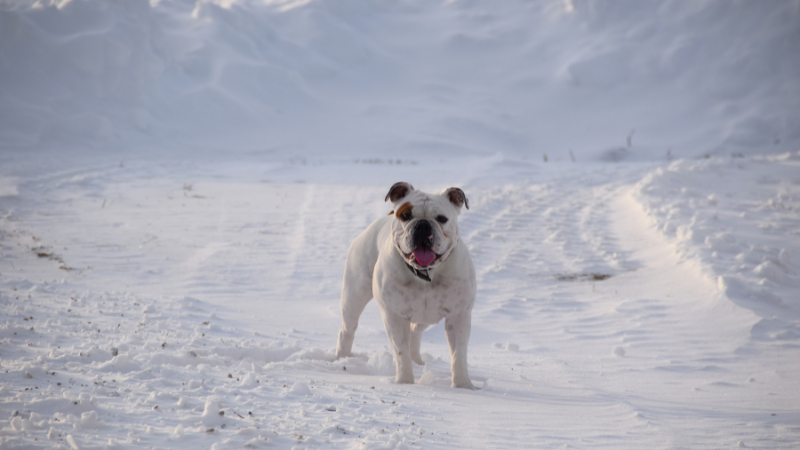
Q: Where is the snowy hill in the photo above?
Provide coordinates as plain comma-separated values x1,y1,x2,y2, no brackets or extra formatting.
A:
1,1,799,449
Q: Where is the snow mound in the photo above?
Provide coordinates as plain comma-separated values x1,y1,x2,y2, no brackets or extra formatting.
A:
289,382,311,396
366,351,396,377
200,398,225,428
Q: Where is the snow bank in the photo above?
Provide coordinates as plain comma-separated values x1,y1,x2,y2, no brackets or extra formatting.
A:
634,151,800,337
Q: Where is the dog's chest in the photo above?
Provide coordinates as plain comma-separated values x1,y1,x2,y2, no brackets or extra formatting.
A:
378,275,472,324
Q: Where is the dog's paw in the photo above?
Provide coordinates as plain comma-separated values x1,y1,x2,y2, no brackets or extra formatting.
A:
394,376,416,385
411,354,425,366
452,380,478,390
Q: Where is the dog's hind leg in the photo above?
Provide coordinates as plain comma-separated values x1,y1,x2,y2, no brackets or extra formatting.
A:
410,323,429,365
335,272,372,359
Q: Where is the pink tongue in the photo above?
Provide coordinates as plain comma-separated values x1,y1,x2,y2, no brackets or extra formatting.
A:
413,247,436,266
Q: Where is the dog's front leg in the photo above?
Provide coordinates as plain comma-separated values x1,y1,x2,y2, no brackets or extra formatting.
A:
410,323,429,365
445,310,475,389
381,311,415,384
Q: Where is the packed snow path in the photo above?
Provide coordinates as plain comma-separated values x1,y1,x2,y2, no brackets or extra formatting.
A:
1,155,798,449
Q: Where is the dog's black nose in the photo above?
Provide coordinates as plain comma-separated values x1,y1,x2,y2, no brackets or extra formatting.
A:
413,220,433,246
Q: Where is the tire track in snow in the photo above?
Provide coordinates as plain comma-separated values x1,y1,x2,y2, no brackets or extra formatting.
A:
462,177,628,319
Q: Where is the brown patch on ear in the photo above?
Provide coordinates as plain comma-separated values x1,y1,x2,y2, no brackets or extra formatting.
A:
385,182,414,203
395,202,413,220
388,210,394,215
444,187,469,210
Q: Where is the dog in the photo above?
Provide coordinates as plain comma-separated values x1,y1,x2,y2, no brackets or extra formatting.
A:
335,182,476,389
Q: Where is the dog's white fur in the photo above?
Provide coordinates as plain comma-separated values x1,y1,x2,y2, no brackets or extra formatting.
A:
335,183,476,389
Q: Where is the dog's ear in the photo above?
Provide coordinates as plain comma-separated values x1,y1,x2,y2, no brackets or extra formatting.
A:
443,187,469,210
385,182,414,203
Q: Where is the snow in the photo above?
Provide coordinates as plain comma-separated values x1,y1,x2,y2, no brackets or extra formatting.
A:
1,0,799,448
635,154,800,318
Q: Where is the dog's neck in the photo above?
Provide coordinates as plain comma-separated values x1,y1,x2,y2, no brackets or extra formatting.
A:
405,262,432,282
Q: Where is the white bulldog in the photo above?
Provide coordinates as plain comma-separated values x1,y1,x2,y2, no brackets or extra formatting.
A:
335,182,476,389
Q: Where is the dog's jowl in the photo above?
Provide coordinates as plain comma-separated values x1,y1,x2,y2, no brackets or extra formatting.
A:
335,182,476,389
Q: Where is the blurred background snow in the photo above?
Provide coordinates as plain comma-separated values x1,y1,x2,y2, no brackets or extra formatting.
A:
1,0,798,161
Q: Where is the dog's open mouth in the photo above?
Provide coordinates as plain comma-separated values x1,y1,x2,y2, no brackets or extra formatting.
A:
411,246,437,266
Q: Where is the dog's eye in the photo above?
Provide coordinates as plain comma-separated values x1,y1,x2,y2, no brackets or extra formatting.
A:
399,212,412,221
436,215,448,224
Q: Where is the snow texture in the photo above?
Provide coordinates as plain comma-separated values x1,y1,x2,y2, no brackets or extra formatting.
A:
1,0,799,449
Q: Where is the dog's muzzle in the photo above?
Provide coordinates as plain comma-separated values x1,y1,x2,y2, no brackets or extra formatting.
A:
410,220,437,266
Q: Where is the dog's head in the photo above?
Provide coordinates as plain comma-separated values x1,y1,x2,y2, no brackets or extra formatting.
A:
385,182,469,270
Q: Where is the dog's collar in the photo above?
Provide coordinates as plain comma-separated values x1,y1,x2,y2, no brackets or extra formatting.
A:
405,262,432,282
